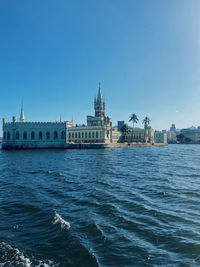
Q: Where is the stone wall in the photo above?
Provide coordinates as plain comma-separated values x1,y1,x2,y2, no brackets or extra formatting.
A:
2,121,69,148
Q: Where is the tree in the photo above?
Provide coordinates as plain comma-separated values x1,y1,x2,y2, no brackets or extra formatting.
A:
120,124,129,142
176,133,184,143
142,116,151,129
129,114,139,129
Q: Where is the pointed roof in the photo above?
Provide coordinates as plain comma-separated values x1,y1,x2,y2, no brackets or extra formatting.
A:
20,103,25,122
97,82,103,102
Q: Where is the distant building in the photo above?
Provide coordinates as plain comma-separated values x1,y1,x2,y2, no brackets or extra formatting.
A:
154,131,167,144
170,124,176,132
180,128,200,144
117,121,125,131
120,127,167,145
167,131,177,143
167,123,178,143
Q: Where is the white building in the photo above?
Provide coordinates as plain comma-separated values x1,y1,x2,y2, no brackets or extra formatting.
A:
180,128,200,143
2,86,112,149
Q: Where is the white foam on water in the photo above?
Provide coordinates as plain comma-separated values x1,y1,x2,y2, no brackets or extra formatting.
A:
36,260,57,267
52,211,70,229
0,242,31,266
0,242,57,267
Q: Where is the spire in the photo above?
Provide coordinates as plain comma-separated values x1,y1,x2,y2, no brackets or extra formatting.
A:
94,82,105,117
20,102,25,122
97,82,102,102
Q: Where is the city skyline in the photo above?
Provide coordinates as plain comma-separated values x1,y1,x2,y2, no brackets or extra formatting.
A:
1,0,200,136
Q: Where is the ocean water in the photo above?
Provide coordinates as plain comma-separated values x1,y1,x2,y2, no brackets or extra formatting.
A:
0,145,200,266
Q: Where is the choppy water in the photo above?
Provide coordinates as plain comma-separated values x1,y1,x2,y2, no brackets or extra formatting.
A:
1,145,200,266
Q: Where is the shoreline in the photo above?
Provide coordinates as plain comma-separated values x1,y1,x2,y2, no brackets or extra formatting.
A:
1,142,168,150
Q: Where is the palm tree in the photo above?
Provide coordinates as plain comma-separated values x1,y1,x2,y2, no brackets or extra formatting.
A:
120,124,129,142
129,114,139,129
143,116,151,129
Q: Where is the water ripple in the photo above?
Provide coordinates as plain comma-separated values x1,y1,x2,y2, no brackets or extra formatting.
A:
1,145,200,266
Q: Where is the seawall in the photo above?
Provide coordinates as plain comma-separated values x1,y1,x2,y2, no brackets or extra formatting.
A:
2,142,168,150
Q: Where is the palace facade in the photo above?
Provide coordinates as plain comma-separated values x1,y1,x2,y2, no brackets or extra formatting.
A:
2,86,112,149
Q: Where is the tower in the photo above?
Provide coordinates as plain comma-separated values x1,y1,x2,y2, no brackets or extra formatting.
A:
94,83,105,117
20,103,25,122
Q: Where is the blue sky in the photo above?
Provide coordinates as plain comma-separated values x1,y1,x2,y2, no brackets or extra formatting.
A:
1,0,200,135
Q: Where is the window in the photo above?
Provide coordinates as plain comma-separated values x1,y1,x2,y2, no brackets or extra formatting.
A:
23,131,27,140
78,132,80,138
16,131,20,140
3,131,6,140
82,132,84,138
85,132,87,138
54,131,58,139
68,133,71,139
72,133,74,138
89,132,91,138
61,131,65,139
46,131,50,139
96,131,98,138
31,131,35,140
92,132,94,138
39,131,43,140
75,133,77,138
7,132,10,140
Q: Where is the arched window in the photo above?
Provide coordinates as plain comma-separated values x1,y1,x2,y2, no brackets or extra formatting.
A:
78,132,80,138
75,133,77,138
92,132,94,138
31,131,35,140
54,131,58,139
16,131,20,140
3,131,6,140
85,132,87,138
68,132,71,139
96,131,98,138
39,131,43,140
89,132,91,138
46,131,50,139
7,131,10,140
61,131,65,139
23,131,27,140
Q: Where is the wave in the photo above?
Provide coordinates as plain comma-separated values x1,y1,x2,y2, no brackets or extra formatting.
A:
0,242,57,267
0,242,31,267
52,211,70,230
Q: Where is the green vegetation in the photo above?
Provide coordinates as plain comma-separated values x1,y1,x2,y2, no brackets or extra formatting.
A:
129,114,139,129
176,133,184,143
142,117,151,129
120,124,129,142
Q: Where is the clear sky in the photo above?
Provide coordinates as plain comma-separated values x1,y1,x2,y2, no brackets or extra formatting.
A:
1,0,200,135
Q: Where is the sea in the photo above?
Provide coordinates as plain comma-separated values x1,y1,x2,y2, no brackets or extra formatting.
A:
0,144,200,267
